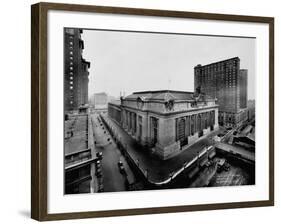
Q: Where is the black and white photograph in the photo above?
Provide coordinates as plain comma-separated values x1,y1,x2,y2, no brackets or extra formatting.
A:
64,28,256,194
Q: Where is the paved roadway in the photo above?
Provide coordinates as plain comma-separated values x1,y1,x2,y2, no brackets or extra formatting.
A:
102,114,220,184
91,114,136,192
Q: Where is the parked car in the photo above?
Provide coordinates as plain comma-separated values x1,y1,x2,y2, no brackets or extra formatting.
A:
217,159,231,173
95,167,102,177
95,160,101,169
118,161,125,174
224,162,230,171
96,171,103,178
96,152,103,159
98,185,104,192
213,135,221,142
217,159,226,173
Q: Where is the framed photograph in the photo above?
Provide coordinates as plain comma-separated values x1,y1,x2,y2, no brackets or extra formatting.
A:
31,2,274,221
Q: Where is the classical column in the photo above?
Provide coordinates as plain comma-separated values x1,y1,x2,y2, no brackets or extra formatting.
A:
175,118,178,141
128,111,131,131
185,116,190,137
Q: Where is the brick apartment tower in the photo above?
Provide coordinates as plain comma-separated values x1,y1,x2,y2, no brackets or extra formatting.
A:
194,57,248,127
64,28,90,112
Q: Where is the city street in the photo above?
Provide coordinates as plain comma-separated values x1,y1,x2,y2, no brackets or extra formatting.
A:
91,113,136,192
101,114,220,184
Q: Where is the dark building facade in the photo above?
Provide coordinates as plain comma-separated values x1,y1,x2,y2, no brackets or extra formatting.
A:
194,57,248,127
64,113,96,194
64,28,90,112
239,69,248,109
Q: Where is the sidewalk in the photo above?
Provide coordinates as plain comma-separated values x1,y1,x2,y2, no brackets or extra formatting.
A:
101,115,217,185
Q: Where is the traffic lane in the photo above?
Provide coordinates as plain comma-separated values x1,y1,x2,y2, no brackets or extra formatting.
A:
92,114,126,192
100,142,126,192
102,115,216,183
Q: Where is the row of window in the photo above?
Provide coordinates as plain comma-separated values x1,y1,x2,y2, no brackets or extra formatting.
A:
176,110,216,142
108,106,121,123
68,38,74,106
122,110,137,135
196,66,238,74
68,38,74,92
196,60,238,72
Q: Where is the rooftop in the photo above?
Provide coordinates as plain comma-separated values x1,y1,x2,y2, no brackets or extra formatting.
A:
108,100,121,106
94,92,108,96
133,90,194,95
125,90,214,102
65,114,88,155
194,57,240,68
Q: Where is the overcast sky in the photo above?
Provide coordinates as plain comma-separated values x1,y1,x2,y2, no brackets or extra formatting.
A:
81,29,256,100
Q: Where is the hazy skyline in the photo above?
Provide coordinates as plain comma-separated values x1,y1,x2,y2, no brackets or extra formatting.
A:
81,29,256,99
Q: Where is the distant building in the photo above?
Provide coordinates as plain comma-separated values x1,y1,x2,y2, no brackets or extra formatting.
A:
247,99,255,121
194,57,248,127
64,28,90,112
108,90,219,160
93,92,108,107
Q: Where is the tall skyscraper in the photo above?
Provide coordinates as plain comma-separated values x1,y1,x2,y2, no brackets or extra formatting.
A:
64,28,90,112
194,57,248,127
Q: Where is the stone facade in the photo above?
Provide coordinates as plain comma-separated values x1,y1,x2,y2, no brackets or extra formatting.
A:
108,90,219,160
64,28,90,112
194,57,248,127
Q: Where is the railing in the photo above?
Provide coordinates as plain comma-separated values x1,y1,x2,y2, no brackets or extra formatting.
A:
100,114,215,186
65,158,96,172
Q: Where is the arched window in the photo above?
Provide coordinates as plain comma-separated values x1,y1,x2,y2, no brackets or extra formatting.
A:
177,118,186,146
151,117,158,146
198,114,204,137
186,116,190,136
190,115,195,136
204,112,208,129
197,114,202,132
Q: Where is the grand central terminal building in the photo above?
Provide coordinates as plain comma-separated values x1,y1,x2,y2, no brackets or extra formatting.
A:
108,90,218,160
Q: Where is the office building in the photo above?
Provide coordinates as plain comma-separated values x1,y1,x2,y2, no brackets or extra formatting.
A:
64,28,90,112
194,57,248,127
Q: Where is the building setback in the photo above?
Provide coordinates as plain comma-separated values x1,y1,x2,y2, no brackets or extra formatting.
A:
108,90,219,160
64,28,90,112
194,57,248,127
